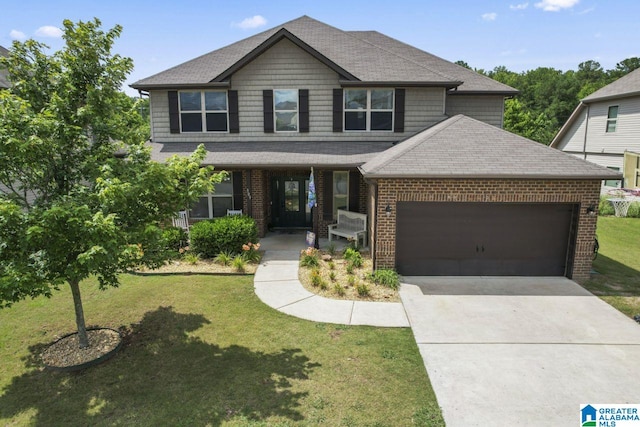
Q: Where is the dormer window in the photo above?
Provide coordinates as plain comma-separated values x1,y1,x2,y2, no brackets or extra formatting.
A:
179,91,228,132
606,106,618,133
344,89,394,131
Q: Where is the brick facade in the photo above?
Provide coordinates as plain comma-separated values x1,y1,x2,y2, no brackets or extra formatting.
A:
372,178,601,283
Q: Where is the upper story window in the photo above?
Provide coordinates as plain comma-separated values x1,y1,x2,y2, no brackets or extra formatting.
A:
344,89,394,131
179,91,228,132
274,89,298,132
606,105,618,133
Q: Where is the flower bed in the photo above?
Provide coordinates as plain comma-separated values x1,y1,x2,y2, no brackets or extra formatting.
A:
298,248,400,302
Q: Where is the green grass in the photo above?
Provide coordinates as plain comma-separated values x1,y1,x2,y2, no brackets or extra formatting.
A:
583,216,640,318
0,274,443,426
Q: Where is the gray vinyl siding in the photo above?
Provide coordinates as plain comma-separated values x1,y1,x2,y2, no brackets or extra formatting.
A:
554,108,588,153
583,153,624,170
150,38,447,143
584,97,640,155
445,95,505,128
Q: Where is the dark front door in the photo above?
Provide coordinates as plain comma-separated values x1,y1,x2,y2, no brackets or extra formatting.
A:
396,202,577,276
271,176,311,228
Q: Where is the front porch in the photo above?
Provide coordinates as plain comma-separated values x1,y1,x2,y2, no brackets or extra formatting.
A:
235,168,368,238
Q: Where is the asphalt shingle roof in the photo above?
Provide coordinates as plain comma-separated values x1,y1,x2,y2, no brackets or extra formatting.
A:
149,140,393,168
582,68,640,102
360,115,621,179
131,16,516,94
0,45,10,89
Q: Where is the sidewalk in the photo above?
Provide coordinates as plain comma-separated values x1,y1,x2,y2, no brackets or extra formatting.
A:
253,232,409,327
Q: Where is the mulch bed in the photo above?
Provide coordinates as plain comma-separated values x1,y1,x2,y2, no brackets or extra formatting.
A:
41,328,121,369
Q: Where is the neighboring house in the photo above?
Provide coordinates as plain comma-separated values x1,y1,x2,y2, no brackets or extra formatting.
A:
132,16,618,283
0,45,10,89
551,68,640,189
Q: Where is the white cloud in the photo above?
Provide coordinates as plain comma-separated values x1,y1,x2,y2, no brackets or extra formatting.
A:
579,6,595,14
9,29,26,40
510,3,529,10
482,12,497,21
232,15,267,30
534,0,579,12
35,25,63,38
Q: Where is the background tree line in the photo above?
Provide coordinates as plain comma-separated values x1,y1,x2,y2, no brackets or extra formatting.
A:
456,58,640,145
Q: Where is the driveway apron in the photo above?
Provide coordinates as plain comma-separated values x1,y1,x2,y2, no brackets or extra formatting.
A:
400,277,640,427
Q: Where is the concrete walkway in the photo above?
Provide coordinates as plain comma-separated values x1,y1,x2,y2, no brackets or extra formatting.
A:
253,232,409,327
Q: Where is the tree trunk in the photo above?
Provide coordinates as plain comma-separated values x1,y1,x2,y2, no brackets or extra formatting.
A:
69,279,89,348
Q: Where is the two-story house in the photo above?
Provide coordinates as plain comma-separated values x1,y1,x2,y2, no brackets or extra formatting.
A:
551,68,640,189
132,16,618,282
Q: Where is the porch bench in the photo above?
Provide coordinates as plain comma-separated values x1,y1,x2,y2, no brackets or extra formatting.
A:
328,209,367,248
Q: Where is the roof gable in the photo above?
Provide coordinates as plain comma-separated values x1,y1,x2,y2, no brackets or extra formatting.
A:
131,16,515,93
360,114,621,179
214,27,357,82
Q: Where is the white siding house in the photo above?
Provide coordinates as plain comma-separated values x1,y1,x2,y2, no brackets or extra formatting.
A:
551,68,640,188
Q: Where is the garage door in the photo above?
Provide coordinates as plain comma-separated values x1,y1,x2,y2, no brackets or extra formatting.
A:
396,202,577,276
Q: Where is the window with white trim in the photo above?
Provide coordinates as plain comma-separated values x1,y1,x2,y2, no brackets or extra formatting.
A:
344,88,394,131
333,171,349,215
274,89,298,132
606,105,618,133
179,91,228,132
190,175,234,218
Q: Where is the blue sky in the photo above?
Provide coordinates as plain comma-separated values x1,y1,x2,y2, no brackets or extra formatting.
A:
2,0,639,96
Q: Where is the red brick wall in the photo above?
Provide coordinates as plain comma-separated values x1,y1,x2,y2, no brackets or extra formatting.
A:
373,178,601,283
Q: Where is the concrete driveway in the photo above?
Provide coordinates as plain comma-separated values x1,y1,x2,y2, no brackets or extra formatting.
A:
400,277,640,427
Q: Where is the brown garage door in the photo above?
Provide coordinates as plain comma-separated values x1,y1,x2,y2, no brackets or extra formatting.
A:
396,202,577,276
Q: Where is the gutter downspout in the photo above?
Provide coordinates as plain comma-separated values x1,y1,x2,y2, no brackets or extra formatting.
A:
582,103,590,160
361,174,377,269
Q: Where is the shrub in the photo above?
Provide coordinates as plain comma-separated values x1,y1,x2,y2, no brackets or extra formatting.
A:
347,275,356,286
190,216,258,258
319,280,328,290
300,247,320,268
627,202,640,218
369,269,400,290
184,253,200,265
310,268,322,287
333,283,345,296
162,226,188,252
346,263,354,275
344,248,363,268
328,260,335,270
232,255,246,273
598,197,615,216
329,271,337,282
326,243,337,256
241,242,262,263
356,282,370,297
214,251,233,266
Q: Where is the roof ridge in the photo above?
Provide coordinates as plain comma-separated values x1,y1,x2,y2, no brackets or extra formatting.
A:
345,30,460,83
364,115,463,172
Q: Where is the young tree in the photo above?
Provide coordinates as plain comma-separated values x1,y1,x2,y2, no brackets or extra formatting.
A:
0,19,221,349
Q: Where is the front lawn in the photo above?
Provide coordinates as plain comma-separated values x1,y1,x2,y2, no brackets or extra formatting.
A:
583,216,640,318
0,274,443,426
